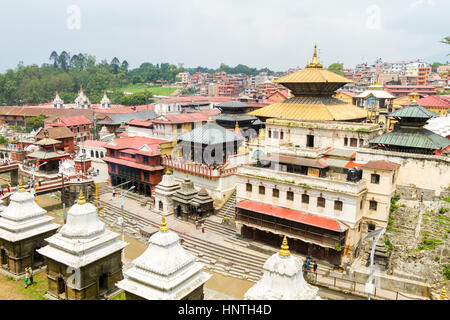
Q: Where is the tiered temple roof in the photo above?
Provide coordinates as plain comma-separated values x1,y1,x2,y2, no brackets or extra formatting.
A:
250,45,367,121
245,236,320,300
37,191,127,269
171,176,198,205
0,186,59,242
116,215,211,299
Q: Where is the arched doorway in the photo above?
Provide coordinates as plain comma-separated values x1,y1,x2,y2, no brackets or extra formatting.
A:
95,151,99,158
176,205,182,218
159,201,163,211
57,277,66,298
91,150,94,158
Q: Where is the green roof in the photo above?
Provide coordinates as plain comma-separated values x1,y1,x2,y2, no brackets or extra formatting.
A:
388,103,438,119
177,122,244,145
27,149,69,160
369,127,450,150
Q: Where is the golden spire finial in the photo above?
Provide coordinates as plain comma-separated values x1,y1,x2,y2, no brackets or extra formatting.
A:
165,167,171,175
440,286,447,300
160,214,169,232
235,122,239,130
306,44,323,69
279,236,290,257
258,128,265,140
44,129,49,138
77,189,86,205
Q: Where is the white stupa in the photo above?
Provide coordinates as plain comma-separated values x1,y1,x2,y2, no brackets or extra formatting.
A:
100,92,111,109
74,87,91,109
37,190,127,269
153,168,181,214
53,92,65,108
117,215,211,300
244,236,321,300
0,185,59,243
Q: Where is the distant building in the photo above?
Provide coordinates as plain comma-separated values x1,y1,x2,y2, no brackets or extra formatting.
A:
45,115,93,143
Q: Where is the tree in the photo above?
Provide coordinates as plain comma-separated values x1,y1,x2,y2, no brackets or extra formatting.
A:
26,114,46,132
58,51,70,71
432,62,443,72
0,135,8,145
441,36,450,55
111,57,120,74
121,60,129,72
327,63,344,75
49,51,59,68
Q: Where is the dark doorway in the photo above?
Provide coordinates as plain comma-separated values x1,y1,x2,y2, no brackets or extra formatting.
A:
159,201,163,211
57,277,66,296
34,250,44,267
306,135,314,148
99,273,108,294
1,249,7,266
176,206,182,218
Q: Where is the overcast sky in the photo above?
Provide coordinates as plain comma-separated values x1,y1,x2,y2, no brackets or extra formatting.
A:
0,0,448,72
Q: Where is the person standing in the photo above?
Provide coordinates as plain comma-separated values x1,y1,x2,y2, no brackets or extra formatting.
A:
201,223,205,233
313,261,318,274
24,269,29,288
195,219,199,230
27,267,33,285
306,257,311,271
112,189,116,198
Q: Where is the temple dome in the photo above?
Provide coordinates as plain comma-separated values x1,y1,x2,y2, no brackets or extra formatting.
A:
245,236,320,300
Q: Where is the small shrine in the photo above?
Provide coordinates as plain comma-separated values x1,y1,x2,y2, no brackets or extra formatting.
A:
116,215,211,300
369,101,450,155
172,176,198,221
191,188,214,219
37,191,127,300
53,92,65,109
244,236,321,300
153,168,181,214
74,150,92,174
214,100,259,132
27,129,71,173
100,91,111,109
0,185,59,277
74,87,91,109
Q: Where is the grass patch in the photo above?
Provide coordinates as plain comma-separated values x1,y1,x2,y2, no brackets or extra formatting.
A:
109,292,126,300
384,237,393,253
443,265,450,281
441,198,450,203
15,273,49,300
439,207,450,214
111,84,178,96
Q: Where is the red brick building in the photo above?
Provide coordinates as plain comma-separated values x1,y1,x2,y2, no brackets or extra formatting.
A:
102,137,167,197
45,115,93,143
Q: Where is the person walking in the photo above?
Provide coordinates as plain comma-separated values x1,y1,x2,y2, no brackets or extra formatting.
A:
313,261,318,274
27,267,33,285
24,269,29,288
201,223,205,233
306,257,311,271
112,189,116,198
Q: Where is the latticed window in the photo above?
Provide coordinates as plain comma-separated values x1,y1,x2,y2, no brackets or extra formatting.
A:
334,200,343,211
371,174,380,184
272,188,279,198
369,200,378,211
302,194,309,204
246,183,252,192
317,197,326,208
259,186,265,195
287,191,294,201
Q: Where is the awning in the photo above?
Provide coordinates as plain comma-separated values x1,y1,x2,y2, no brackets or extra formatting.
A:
237,200,348,232
102,156,164,172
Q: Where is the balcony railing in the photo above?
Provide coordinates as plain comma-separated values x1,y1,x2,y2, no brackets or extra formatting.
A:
163,158,237,178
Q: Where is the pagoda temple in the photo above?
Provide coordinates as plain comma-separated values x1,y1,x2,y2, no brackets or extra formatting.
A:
116,215,211,300
172,176,200,221
369,102,450,155
27,129,71,173
244,236,320,300
37,191,127,300
213,100,259,133
0,185,59,277
153,168,181,214
250,45,367,122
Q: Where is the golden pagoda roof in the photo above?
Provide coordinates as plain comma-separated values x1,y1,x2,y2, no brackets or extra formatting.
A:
35,129,62,146
275,45,352,84
249,96,367,121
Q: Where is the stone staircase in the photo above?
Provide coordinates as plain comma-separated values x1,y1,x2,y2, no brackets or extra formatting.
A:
216,190,236,220
96,201,269,282
204,219,236,238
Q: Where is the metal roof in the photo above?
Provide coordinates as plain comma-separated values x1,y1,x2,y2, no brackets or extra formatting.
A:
216,100,250,109
275,68,352,84
213,113,258,122
249,96,367,121
369,127,450,150
388,103,438,119
97,110,156,125
177,122,244,145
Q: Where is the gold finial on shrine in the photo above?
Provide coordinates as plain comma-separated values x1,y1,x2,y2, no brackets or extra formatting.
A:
258,128,265,140
235,122,239,130
440,286,447,300
160,214,169,232
306,44,323,69
165,167,171,175
279,236,290,257
44,129,49,138
77,190,86,205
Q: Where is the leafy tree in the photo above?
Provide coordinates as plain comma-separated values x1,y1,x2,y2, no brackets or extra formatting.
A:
431,62,443,72
111,57,120,74
26,114,46,132
121,60,129,72
49,51,59,68
119,91,153,106
0,135,8,145
58,51,70,71
327,63,344,75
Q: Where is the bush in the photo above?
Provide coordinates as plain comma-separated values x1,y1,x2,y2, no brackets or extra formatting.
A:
443,265,450,280
439,207,449,214
384,237,393,253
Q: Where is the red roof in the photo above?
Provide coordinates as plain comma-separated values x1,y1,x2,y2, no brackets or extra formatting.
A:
127,119,153,127
102,156,164,171
417,95,450,108
361,160,400,171
237,200,347,232
55,115,93,126
105,136,168,156
81,140,108,148
152,112,211,124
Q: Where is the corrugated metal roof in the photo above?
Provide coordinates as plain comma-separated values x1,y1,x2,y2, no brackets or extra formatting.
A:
213,113,257,122
388,103,438,119
275,68,352,84
249,96,367,121
97,110,156,125
216,100,250,109
369,127,450,150
177,123,244,145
